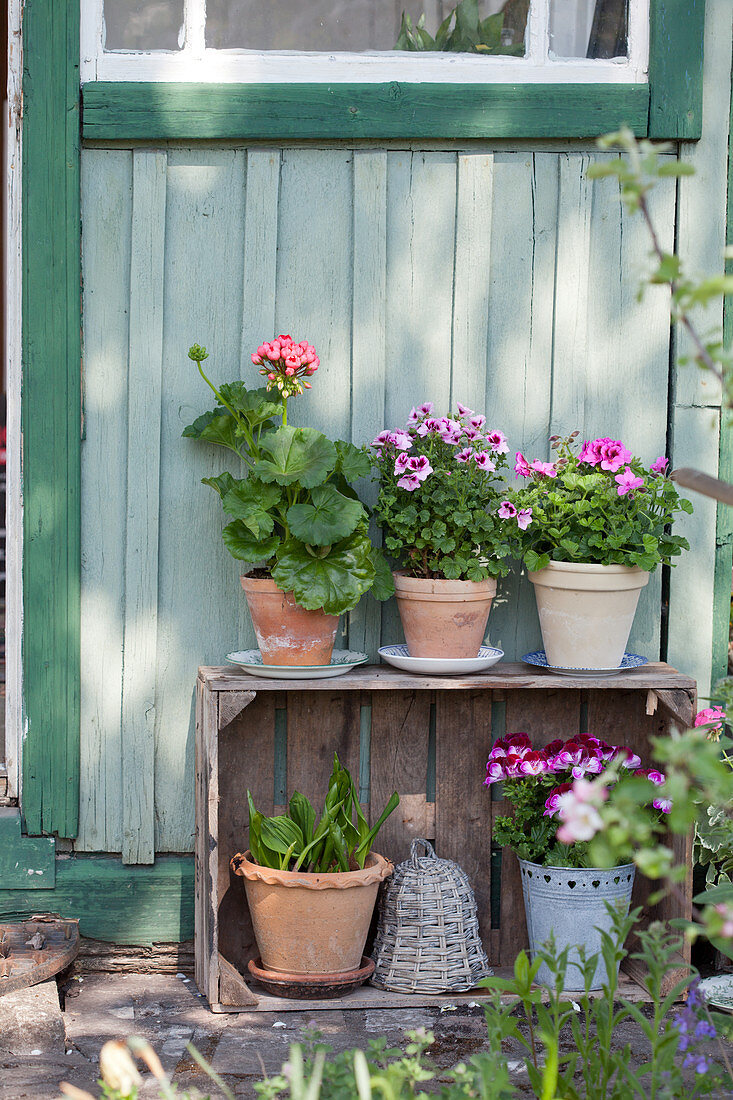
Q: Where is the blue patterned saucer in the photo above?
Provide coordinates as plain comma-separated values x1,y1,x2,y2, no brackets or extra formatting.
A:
521,651,648,679
379,644,503,676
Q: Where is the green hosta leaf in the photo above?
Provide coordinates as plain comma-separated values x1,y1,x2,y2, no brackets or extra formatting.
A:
253,426,336,488
202,471,237,497
272,530,376,615
182,409,239,452
218,382,281,425
288,792,316,846
334,440,372,483
260,816,304,858
286,484,364,546
222,521,279,562
222,480,282,539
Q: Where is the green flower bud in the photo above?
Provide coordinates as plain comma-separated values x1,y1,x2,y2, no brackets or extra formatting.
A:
188,343,209,362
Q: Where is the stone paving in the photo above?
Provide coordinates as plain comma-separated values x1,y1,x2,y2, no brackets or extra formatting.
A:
2,971,733,1098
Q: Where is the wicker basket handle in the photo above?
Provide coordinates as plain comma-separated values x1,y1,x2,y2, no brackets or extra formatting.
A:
410,838,436,865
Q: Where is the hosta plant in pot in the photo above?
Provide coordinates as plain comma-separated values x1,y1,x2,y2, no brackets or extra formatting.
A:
231,754,398,986
509,433,692,669
183,341,393,665
487,731,671,990
370,402,513,658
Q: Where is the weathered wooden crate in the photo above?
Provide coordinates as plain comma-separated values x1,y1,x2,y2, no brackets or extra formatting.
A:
195,663,696,1012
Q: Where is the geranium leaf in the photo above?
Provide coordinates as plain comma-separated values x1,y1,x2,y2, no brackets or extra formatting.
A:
253,426,336,488
182,408,240,452
202,471,237,498
369,547,396,601
286,484,364,546
222,521,279,562
218,383,282,425
334,440,372,483
272,531,376,615
222,479,281,539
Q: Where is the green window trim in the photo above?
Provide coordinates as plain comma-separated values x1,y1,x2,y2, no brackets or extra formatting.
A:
81,1,704,143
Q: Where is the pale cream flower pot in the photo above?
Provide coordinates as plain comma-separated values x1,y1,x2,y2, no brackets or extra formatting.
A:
528,560,650,669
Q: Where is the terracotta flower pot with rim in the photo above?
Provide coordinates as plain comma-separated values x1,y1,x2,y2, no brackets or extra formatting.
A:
240,574,339,666
392,571,497,659
528,560,650,670
231,850,393,976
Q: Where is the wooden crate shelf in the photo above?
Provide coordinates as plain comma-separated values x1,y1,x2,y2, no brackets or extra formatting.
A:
195,663,696,1012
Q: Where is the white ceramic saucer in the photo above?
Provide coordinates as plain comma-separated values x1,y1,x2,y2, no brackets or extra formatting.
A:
378,644,504,676
226,649,368,680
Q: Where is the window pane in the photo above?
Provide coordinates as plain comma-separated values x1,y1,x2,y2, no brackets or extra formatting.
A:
104,1,184,51
205,0,526,56
549,0,628,59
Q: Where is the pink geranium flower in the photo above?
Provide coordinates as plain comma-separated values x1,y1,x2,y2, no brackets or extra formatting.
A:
394,452,411,475
514,452,532,478
397,473,422,491
530,460,558,478
599,440,632,473
517,508,533,530
473,451,496,472
389,431,413,451
463,427,482,442
416,417,445,437
544,782,573,817
694,706,726,731
650,456,669,475
456,402,475,420
486,430,509,454
407,455,433,481
372,430,392,449
516,750,549,776
469,414,487,431
615,467,645,496
578,438,606,466
455,448,473,464
498,500,517,519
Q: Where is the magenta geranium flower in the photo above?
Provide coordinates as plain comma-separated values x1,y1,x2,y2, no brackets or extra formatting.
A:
394,452,411,475
544,782,573,817
463,427,482,442
694,706,726,730
407,455,433,481
615,467,645,496
455,448,473,464
416,416,445,437
514,451,532,478
469,414,487,431
530,460,558,478
253,335,319,396
473,451,496,472
389,431,413,451
486,430,509,454
599,439,632,472
650,455,669,475
498,500,517,518
578,438,605,465
372,430,392,448
517,508,533,530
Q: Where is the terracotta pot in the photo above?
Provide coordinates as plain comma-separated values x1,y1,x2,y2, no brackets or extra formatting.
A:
528,560,650,669
231,850,393,976
240,574,339,666
392,572,497,659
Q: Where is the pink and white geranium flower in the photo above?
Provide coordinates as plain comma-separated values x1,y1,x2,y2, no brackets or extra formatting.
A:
486,430,509,454
517,508,533,530
473,451,496,472
498,500,517,519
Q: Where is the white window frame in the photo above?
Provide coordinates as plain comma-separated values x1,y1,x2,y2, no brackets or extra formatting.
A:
81,0,650,84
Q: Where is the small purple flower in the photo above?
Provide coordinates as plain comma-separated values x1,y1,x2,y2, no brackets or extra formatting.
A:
473,451,496,472
498,500,517,519
455,448,473,464
694,1019,717,1040
517,508,533,530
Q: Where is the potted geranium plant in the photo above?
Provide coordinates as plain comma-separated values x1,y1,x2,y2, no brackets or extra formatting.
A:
183,340,392,665
487,731,670,990
231,754,398,991
369,402,513,658
508,434,692,669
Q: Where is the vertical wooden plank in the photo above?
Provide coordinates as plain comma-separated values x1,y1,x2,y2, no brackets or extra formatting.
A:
484,154,559,662
275,149,353,443
369,691,431,863
549,152,593,439
675,0,732,409
435,690,492,952
286,692,360,809
194,677,208,997
648,0,706,140
451,154,493,412
78,150,132,853
498,689,582,965
667,407,720,693
240,149,280,365
22,0,82,837
349,151,388,660
121,150,167,865
156,148,247,853
217,693,275,980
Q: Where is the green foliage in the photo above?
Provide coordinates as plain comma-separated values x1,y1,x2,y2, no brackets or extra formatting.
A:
371,407,513,581
493,776,592,869
247,754,398,873
510,435,691,571
695,680,733,888
183,346,393,615
395,0,524,56
589,128,733,408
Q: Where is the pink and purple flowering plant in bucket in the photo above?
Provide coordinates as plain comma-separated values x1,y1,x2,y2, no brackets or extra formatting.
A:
507,433,692,574
488,731,671,869
369,402,514,581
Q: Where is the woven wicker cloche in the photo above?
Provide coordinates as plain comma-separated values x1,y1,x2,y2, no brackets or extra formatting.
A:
371,838,491,993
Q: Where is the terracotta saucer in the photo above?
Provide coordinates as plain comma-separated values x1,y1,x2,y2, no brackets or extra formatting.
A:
247,956,375,999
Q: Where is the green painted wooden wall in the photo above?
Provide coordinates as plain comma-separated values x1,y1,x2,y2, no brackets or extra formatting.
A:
77,0,732,861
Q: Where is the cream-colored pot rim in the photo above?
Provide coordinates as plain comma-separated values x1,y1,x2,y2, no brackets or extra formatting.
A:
231,850,393,889
540,561,648,575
